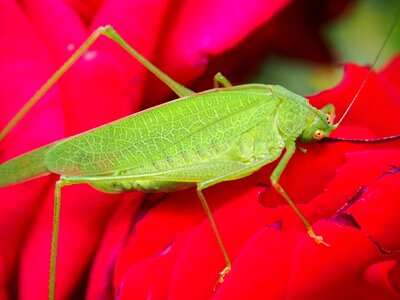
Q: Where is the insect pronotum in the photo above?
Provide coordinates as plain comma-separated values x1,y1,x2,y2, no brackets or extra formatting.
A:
0,9,399,300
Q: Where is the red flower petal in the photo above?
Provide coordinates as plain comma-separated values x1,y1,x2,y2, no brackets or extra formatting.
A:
286,221,399,300
0,1,64,297
309,56,400,139
86,194,143,299
344,171,400,251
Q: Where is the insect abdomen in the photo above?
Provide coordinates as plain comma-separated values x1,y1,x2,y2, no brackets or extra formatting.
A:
90,179,195,194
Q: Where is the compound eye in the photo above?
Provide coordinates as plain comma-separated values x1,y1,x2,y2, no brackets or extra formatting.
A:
313,130,324,140
325,113,331,124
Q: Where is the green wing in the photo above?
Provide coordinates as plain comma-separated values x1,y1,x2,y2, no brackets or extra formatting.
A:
0,143,53,186
44,84,281,176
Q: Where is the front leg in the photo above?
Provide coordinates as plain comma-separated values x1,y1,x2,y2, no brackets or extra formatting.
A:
270,143,329,246
213,72,232,88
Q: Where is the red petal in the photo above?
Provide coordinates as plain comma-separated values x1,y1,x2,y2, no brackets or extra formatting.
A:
287,221,399,299
309,57,400,139
344,171,400,251
86,194,143,300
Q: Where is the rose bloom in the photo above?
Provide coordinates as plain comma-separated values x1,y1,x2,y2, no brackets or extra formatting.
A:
1,0,399,300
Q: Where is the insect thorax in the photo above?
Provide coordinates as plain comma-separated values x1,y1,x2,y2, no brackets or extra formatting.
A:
271,85,313,139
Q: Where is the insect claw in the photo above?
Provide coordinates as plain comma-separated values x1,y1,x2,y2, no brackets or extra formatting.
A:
213,265,232,292
307,228,330,247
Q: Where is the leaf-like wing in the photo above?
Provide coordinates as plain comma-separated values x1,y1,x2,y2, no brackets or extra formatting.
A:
44,85,280,176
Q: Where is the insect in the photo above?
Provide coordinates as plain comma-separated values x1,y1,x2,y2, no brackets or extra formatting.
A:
0,10,399,300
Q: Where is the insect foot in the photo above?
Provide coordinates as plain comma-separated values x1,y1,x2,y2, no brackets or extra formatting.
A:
213,265,232,291
308,228,330,247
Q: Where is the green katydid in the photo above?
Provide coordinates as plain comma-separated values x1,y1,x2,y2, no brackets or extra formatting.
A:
0,12,399,300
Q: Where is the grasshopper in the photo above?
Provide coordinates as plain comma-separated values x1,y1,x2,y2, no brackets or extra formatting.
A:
0,11,399,300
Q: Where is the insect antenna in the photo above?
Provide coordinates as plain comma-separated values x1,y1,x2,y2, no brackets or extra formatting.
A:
336,7,400,126
325,134,400,143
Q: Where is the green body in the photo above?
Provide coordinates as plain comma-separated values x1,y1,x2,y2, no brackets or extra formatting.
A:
0,84,332,191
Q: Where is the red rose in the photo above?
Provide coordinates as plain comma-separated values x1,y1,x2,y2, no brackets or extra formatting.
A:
3,1,397,300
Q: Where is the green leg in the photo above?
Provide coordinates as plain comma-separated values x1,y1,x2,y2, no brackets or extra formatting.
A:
0,29,107,142
52,164,264,293
59,173,234,290
195,162,268,289
0,26,193,142
49,179,64,300
196,189,231,290
213,72,232,88
270,143,329,246
103,26,194,97
47,174,139,300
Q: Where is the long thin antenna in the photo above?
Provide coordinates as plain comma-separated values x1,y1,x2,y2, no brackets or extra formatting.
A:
325,134,400,143
337,7,400,125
